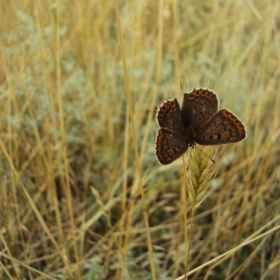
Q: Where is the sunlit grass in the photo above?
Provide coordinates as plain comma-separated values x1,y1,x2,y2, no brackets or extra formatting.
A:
1,0,280,279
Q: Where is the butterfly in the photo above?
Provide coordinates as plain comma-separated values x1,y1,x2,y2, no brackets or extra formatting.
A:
155,89,246,164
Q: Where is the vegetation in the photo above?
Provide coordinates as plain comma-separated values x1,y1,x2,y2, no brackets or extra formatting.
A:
1,0,279,279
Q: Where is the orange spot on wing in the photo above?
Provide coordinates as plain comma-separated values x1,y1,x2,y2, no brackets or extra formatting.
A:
201,90,207,96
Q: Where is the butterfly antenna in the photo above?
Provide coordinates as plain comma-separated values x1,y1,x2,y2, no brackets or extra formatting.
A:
195,145,215,164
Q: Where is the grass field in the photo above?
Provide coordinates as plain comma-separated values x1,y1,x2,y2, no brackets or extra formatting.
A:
1,1,280,279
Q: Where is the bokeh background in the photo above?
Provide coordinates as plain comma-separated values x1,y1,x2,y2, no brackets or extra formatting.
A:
1,0,280,279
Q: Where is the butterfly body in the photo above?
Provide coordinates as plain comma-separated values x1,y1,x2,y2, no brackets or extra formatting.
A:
156,89,246,165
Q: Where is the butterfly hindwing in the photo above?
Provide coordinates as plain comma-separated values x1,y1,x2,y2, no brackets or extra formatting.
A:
194,109,246,145
156,129,188,164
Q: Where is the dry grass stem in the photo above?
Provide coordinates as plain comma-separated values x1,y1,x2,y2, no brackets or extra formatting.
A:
1,1,279,279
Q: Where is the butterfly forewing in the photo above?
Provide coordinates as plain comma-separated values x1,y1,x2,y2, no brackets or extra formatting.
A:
194,109,246,145
182,89,218,130
156,129,189,164
157,99,185,133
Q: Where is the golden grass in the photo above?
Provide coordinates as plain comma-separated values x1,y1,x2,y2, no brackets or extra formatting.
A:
1,0,280,279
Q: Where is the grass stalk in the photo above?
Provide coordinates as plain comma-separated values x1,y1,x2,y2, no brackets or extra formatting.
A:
113,1,156,279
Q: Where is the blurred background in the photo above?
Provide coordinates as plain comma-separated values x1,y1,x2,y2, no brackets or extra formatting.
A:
1,0,280,279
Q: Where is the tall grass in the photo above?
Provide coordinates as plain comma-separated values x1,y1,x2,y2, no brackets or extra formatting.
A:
1,0,280,279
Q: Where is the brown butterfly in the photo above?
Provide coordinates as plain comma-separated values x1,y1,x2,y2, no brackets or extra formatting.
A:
156,89,246,164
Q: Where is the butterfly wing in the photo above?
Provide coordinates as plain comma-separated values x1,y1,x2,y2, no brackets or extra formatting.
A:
156,128,189,164
182,89,218,130
194,109,246,145
157,98,185,133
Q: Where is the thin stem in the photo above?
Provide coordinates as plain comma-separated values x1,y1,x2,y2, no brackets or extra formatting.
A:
182,155,188,280
113,1,156,279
